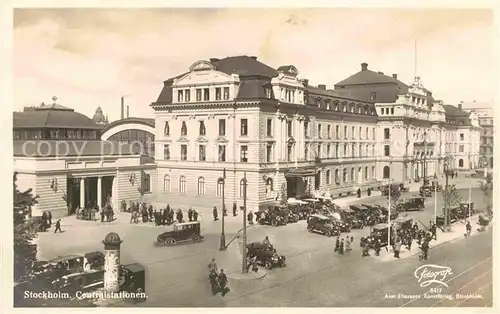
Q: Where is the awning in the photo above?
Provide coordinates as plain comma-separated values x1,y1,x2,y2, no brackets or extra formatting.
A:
285,169,317,178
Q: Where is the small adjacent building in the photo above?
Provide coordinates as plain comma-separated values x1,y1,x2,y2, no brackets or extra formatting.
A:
462,103,494,169
13,98,156,218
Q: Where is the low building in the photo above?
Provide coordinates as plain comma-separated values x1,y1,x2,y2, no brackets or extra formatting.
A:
462,103,494,168
13,98,156,218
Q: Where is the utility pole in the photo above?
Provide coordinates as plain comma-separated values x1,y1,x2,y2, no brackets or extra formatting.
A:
241,172,248,273
219,168,227,251
387,157,392,247
422,129,427,201
468,153,472,219
444,158,450,232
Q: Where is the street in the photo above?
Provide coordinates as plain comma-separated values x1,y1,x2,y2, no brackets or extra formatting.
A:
35,186,492,307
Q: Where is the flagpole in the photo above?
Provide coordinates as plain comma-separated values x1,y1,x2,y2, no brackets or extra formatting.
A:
468,154,472,219
388,157,392,247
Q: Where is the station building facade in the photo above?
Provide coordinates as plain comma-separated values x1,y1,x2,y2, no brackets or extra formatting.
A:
334,63,481,183
150,56,381,213
13,100,157,218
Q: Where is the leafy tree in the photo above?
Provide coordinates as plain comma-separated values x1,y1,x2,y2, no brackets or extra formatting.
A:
479,174,493,217
387,185,402,217
13,172,39,283
441,184,462,231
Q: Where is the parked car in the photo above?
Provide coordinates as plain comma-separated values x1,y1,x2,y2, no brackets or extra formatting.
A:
396,196,425,212
246,242,285,269
459,201,475,217
307,214,341,237
157,221,204,245
342,208,363,229
419,186,433,197
246,242,276,255
257,206,288,227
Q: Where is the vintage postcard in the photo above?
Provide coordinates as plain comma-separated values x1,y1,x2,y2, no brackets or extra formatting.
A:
5,3,497,311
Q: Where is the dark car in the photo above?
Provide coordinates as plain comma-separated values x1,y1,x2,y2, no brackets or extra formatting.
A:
436,207,459,227
396,196,424,212
459,202,475,217
249,249,286,269
419,186,433,197
120,263,147,300
84,251,105,270
342,208,363,229
257,206,288,227
307,214,340,237
53,269,105,294
246,242,276,254
157,221,204,245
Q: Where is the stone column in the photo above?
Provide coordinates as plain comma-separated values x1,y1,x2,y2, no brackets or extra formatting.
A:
102,232,123,292
80,177,85,208
97,176,103,209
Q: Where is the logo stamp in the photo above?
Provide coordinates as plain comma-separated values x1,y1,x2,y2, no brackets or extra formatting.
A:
414,264,453,288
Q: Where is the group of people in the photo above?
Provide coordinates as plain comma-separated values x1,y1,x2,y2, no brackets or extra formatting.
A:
127,202,201,226
39,211,62,233
334,236,354,254
208,258,230,297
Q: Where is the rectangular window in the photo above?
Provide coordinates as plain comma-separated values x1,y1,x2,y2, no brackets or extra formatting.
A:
203,88,210,101
185,89,190,102
391,107,394,114
365,127,368,139
344,126,348,139
267,118,273,137
343,144,347,156
351,126,355,139
181,144,188,161
265,87,272,99
335,144,339,158
372,128,376,140
218,145,226,162
359,127,362,139
335,125,339,139
287,144,293,161
223,87,230,100
304,122,309,137
287,120,293,137
384,145,390,156
266,144,273,162
199,145,206,161
318,124,322,138
317,144,322,158
240,145,248,162
219,119,226,136
215,87,221,100
177,90,183,102
326,144,331,158
327,125,331,138
240,119,248,136
164,144,170,160
304,146,309,160
460,133,464,141
459,145,464,153
384,128,390,140
196,89,202,101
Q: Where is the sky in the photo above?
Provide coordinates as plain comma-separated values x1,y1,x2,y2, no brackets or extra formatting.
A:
13,8,497,121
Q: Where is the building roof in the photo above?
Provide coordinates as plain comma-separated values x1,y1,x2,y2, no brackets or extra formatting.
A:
335,63,408,88
13,140,144,157
14,102,102,130
442,105,470,117
101,117,155,134
306,85,372,104
211,56,278,78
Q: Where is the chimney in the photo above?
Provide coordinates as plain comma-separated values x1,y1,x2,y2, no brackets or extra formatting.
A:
392,74,398,79
361,62,368,71
127,106,130,118
378,71,384,75
209,58,220,63
249,56,257,60
302,79,309,87
458,103,462,111
121,97,124,119
318,84,327,90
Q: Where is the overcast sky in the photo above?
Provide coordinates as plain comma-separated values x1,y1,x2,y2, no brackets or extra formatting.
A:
13,8,496,121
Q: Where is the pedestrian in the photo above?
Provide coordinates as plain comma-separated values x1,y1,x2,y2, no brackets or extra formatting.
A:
193,210,199,222
420,240,429,260
54,219,62,233
362,243,370,257
101,209,105,223
357,188,361,198
374,238,381,256
431,223,437,240
334,236,340,252
47,211,52,226
247,211,254,225
345,237,351,252
339,238,345,255
393,240,401,259
213,206,219,221
465,221,472,237
219,269,229,296
367,188,371,196
223,205,228,217
232,203,237,217
148,205,154,221
188,208,193,222
208,258,218,274
176,209,184,223
154,210,159,226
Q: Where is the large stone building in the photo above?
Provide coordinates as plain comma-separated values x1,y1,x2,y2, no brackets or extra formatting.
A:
462,103,494,168
13,98,157,218
150,56,381,213
335,63,481,182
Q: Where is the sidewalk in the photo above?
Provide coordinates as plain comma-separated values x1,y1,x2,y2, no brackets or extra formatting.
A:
371,214,483,262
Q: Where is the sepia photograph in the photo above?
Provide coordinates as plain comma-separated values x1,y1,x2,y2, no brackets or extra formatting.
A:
10,6,495,308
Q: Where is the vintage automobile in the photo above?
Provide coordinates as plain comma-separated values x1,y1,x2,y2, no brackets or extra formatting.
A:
157,221,204,245
393,216,413,231
257,206,288,227
459,202,475,217
307,214,341,237
246,241,276,255
361,204,391,223
396,196,425,212
380,182,405,196
84,251,105,271
419,186,433,197
350,204,378,226
52,269,105,294
369,223,394,247
342,207,363,229
120,263,147,300
436,207,459,227
248,249,286,269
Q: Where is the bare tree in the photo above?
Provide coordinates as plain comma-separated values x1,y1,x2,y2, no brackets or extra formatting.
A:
479,173,493,217
441,184,462,231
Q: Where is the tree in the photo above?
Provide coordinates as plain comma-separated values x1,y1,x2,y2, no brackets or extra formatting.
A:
13,172,39,283
479,173,493,217
279,182,288,205
388,185,402,217
441,184,462,231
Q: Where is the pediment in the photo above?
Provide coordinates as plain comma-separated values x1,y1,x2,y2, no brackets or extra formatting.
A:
177,136,189,143
189,60,216,72
195,136,209,143
215,136,228,143
174,68,234,87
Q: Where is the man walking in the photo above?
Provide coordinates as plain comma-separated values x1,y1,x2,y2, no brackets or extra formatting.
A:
334,236,340,252
54,219,62,233
233,203,237,217
465,221,472,237
47,211,52,226
193,210,199,222
218,269,229,296
188,208,193,222
213,206,219,221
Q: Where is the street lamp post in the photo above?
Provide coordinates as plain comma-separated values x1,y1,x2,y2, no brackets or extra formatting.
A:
219,168,227,251
387,157,393,247
241,172,248,273
443,157,450,231
468,153,472,220
422,130,428,201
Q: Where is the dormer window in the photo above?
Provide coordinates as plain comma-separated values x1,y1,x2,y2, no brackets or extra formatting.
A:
196,89,202,101
351,106,355,113
223,87,230,100
370,92,377,100
316,99,321,108
215,88,222,100
343,105,347,112
164,121,170,135
177,90,184,102
335,104,339,111
181,121,187,136
264,86,273,99
185,90,190,102
199,121,206,136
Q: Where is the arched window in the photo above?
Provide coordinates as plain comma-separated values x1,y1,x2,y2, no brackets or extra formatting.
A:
199,121,206,136
164,121,170,135
358,167,362,181
335,169,340,184
265,178,273,196
239,179,247,198
372,166,375,179
163,175,170,192
326,170,331,184
383,166,390,179
365,166,368,180
179,176,187,194
458,159,464,168
343,168,347,182
181,121,187,136
216,178,224,197
197,177,205,194
351,168,355,181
